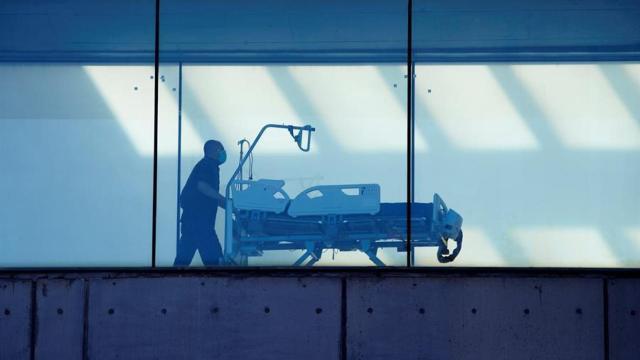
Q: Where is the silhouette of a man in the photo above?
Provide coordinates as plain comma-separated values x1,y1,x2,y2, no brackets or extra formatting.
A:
174,140,227,266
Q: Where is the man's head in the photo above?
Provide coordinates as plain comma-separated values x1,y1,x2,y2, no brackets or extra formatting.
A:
204,140,226,164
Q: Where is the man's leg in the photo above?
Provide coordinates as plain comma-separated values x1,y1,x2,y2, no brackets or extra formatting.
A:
174,220,198,266
198,230,223,266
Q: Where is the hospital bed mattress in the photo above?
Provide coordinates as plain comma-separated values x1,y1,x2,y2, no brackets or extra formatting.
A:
234,202,435,243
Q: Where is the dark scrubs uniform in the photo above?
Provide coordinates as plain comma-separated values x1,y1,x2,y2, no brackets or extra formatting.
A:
174,157,223,266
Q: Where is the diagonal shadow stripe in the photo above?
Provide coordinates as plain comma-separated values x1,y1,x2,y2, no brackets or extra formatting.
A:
489,65,561,151
266,66,344,154
376,65,450,151
599,64,640,127
179,82,224,146
601,224,640,267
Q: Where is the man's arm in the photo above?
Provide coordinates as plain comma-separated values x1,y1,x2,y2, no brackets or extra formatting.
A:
197,181,226,208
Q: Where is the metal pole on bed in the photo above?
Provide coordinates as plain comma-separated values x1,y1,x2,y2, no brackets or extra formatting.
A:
223,124,315,263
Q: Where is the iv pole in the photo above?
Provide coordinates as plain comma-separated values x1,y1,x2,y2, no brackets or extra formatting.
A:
223,124,315,264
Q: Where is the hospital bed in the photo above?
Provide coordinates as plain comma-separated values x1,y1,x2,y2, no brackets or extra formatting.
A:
223,124,463,266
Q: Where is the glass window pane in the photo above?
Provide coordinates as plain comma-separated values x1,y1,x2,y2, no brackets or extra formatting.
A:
412,0,640,62
0,1,155,267
413,62,640,267
413,1,640,267
158,1,410,267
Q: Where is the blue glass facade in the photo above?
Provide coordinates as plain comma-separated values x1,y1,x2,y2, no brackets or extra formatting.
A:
1,0,639,267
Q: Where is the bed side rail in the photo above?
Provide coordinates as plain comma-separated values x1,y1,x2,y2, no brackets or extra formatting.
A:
288,184,380,217
231,179,290,214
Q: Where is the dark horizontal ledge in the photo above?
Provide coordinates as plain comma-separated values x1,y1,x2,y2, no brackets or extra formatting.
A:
1,45,640,63
1,266,640,280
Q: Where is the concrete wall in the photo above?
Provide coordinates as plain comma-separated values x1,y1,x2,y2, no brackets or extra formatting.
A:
0,270,638,359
